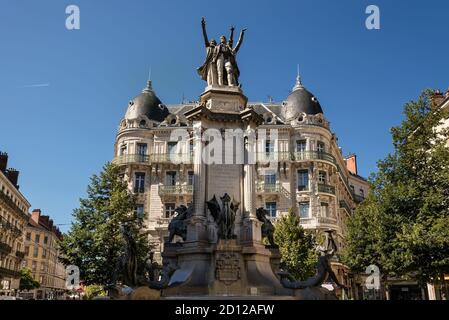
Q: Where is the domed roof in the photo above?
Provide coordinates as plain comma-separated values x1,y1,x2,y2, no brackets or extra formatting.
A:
125,80,170,122
282,75,323,121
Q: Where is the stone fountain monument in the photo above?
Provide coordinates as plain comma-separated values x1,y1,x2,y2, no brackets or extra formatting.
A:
108,18,343,300
157,17,289,298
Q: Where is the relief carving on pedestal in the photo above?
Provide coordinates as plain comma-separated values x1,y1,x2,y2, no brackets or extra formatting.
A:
215,252,241,285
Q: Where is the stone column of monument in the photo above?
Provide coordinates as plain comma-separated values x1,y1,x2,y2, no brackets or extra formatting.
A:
161,18,289,297
241,125,262,244
187,121,208,242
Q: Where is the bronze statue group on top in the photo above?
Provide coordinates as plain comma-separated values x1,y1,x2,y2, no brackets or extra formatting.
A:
197,17,246,87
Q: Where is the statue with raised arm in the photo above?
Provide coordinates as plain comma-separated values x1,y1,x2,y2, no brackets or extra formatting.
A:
197,17,218,86
197,17,247,87
279,230,345,290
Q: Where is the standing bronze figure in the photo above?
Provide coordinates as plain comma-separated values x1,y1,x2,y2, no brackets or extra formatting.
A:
256,207,276,247
279,230,345,289
197,17,246,87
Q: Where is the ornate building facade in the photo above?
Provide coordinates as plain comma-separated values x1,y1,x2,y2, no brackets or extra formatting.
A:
0,152,30,296
20,209,66,300
113,70,369,294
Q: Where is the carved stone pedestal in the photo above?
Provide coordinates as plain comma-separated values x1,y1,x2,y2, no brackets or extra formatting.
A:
161,238,289,297
200,85,248,114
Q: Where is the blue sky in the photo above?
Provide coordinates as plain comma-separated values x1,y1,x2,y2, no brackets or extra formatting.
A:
0,0,448,231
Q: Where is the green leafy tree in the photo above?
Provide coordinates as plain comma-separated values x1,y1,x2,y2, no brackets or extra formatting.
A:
19,268,40,291
273,209,317,280
59,162,151,286
83,284,107,300
343,90,449,289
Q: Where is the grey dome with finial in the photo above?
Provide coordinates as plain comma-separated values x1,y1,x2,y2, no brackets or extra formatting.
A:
125,80,170,122
282,71,323,121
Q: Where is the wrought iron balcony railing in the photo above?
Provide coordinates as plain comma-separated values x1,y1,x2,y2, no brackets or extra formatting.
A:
300,216,338,227
158,185,194,195
151,153,193,164
291,151,336,164
318,183,336,195
0,266,19,278
316,216,337,225
113,154,150,165
0,189,27,216
0,218,22,237
113,153,194,165
0,242,13,255
256,182,281,193
339,200,352,214
256,151,337,166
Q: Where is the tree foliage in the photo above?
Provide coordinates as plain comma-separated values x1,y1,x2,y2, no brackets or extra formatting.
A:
19,268,40,291
83,284,107,300
58,162,151,286
273,209,317,280
343,90,449,285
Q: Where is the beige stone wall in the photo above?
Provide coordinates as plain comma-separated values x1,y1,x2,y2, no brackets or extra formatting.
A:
0,172,29,293
23,226,66,298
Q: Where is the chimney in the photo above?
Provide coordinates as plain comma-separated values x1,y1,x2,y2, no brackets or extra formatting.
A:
6,168,20,188
31,209,42,224
345,154,358,175
0,152,8,173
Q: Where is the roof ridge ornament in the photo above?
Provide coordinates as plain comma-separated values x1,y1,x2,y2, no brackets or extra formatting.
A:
142,80,153,93
292,64,304,92
142,67,153,93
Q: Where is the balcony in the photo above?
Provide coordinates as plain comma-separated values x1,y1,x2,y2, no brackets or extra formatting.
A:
0,189,27,217
0,242,13,255
352,193,365,204
291,151,336,165
0,221,22,238
318,183,336,195
0,266,19,278
300,216,338,228
113,154,150,165
151,153,193,164
113,153,194,166
158,185,194,196
339,200,352,214
256,182,281,194
316,216,337,225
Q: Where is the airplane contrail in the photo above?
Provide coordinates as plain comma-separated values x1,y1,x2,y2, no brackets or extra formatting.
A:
22,83,50,88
